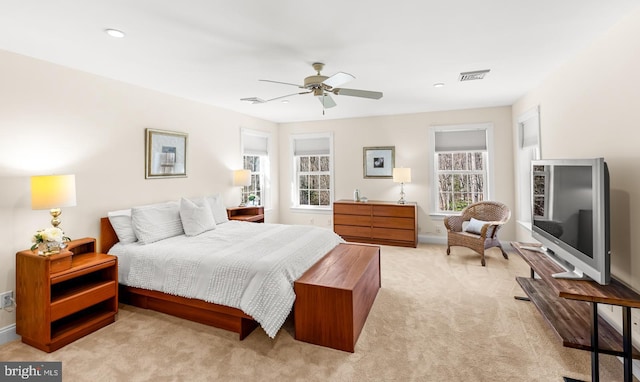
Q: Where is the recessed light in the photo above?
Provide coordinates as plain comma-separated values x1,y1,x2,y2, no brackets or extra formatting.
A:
281,100,289,104
105,29,125,38
433,83,445,88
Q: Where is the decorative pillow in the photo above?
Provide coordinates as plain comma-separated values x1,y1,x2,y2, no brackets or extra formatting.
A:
107,209,137,244
179,197,216,236
206,194,229,224
131,201,184,244
464,218,494,236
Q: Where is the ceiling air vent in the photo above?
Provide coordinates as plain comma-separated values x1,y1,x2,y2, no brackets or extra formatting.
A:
459,69,490,81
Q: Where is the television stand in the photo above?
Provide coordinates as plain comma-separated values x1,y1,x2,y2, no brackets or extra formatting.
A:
512,242,640,382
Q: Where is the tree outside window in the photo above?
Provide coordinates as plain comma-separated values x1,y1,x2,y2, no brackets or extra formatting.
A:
436,151,487,212
297,155,331,206
242,155,263,206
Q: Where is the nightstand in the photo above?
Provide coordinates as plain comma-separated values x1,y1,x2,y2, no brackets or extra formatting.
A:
16,237,118,352
227,206,265,223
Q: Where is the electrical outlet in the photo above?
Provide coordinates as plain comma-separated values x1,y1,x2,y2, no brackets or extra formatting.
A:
435,225,442,234
632,309,640,337
0,291,13,309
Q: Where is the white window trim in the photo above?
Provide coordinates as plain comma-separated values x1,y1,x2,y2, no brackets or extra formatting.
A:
428,123,494,217
289,132,334,211
241,128,272,211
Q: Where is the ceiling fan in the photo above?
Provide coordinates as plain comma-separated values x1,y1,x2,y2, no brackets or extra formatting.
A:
241,63,383,111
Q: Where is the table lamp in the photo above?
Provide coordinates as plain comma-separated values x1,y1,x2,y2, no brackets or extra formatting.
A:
233,169,251,207
392,168,411,204
31,174,77,228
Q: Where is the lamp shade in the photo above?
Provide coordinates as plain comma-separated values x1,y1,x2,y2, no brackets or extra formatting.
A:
392,168,412,183
233,169,251,187
31,174,77,210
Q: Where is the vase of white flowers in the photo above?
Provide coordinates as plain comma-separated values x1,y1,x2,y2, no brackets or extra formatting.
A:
31,227,71,256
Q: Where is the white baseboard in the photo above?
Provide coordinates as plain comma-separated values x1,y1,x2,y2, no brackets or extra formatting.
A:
0,324,18,345
418,234,447,245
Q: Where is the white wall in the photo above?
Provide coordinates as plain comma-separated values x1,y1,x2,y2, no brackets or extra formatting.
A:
0,50,278,329
277,107,515,241
512,7,640,291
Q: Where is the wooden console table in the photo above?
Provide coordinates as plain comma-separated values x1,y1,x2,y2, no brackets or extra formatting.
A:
512,242,640,382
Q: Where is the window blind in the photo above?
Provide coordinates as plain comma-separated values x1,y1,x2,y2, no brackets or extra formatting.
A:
293,137,330,155
242,133,268,156
434,129,487,152
520,118,539,148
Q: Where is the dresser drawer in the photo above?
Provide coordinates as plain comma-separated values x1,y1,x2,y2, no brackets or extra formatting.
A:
334,214,372,227
372,216,415,230
334,203,372,216
372,227,415,242
335,225,372,239
50,280,117,321
372,205,415,218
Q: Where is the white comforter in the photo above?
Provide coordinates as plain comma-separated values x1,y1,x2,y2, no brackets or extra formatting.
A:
109,221,344,338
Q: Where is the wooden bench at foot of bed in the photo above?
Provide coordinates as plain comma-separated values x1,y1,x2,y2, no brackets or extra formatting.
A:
294,243,381,352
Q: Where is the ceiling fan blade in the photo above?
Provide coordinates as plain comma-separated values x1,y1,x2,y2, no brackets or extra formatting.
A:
317,93,337,109
241,91,311,104
333,88,383,99
264,91,311,102
259,79,303,88
240,97,266,104
322,72,355,88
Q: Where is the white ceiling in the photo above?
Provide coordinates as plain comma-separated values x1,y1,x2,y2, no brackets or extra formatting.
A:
1,1,638,123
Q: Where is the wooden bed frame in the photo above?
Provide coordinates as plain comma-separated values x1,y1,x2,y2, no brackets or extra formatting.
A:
100,217,381,349
100,217,259,339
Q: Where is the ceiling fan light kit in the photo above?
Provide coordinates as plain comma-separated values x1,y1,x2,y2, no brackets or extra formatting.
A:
241,62,383,112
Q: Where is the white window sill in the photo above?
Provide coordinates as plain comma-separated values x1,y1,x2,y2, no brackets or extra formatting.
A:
429,212,459,220
290,207,332,214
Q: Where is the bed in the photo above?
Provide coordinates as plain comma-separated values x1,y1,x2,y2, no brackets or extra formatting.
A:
99,208,346,340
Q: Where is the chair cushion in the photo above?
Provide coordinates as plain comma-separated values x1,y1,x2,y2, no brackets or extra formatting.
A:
464,218,495,236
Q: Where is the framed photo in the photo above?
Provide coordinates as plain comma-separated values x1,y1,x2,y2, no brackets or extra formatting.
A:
145,128,188,179
363,146,395,178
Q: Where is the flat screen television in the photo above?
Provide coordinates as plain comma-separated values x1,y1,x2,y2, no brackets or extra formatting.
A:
529,158,610,285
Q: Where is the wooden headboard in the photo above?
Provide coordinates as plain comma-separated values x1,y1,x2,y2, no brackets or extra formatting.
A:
100,217,119,253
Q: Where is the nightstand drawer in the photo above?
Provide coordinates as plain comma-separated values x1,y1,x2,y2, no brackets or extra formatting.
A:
50,280,117,321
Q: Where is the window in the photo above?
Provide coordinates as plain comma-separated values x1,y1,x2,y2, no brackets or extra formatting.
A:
429,124,493,214
532,164,549,219
241,129,270,208
516,106,541,224
291,133,333,209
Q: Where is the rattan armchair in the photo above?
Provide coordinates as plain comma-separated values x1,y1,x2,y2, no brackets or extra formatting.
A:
443,201,511,266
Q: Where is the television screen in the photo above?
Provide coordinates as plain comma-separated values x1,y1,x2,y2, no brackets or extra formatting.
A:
533,165,594,258
530,158,610,285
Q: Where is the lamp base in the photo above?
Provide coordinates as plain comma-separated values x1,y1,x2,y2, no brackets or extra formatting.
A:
50,208,62,228
397,183,406,204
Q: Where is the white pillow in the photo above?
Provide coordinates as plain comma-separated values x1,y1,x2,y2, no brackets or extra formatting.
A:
464,218,494,236
180,197,216,236
131,201,184,244
107,209,137,244
206,194,229,224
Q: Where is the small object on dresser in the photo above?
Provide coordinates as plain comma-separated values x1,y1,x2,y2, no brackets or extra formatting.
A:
353,189,360,202
30,227,70,256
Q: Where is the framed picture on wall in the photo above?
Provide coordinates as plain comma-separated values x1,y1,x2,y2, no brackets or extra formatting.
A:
145,128,188,179
363,146,395,178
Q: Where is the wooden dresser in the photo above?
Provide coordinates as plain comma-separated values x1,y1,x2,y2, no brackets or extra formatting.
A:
333,200,417,248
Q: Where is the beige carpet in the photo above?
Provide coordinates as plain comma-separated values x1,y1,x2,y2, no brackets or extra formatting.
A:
0,244,633,381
